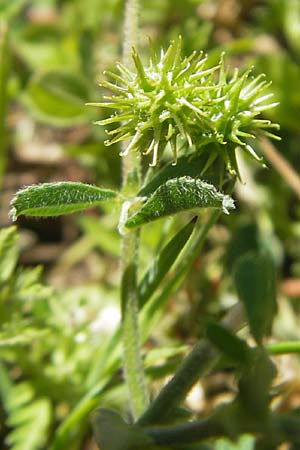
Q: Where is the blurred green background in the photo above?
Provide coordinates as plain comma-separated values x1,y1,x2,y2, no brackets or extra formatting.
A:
0,1,300,449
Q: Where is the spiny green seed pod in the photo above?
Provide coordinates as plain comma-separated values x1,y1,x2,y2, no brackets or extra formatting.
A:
90,36,280,177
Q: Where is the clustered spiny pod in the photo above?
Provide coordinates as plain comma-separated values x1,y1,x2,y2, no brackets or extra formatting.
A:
90,36,280,178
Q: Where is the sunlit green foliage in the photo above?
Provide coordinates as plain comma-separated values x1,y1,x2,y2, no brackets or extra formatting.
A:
1,1,300,450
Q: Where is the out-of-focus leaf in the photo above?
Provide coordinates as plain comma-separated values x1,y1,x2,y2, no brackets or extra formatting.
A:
14,24,80,72
10,182,118,220
91,409,153,450
0,328,48,347
126,177,234,229
79,216,120,257
5,382,52,450
21,71,90,127
206,322,250,366
224,223,259,274
144,345,187,367
233,253,277,344
138,217,196,307
215,435,254,450
0,226,18,284
238,348,277,420
0,0,26,20
257,54,300,132
0,363,12,408
283,0,300,55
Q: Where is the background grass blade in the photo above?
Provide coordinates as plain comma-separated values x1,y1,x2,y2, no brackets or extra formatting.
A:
233,252,277,344
139,217,197,308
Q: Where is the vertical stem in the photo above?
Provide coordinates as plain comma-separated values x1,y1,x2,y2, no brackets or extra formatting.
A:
121,235,148,418
0,20,10,190
121,0,140,185
120,0,148,419
123,0,139,67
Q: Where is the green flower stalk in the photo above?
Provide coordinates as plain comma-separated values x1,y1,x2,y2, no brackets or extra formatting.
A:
91,36,280,177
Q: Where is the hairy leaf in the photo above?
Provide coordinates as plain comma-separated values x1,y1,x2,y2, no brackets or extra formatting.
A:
125,177,234,229
234,253,277,344
10,182,117,220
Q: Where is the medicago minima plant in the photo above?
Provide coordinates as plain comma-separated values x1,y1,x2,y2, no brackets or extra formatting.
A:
10,18,287,449
10,37,280,223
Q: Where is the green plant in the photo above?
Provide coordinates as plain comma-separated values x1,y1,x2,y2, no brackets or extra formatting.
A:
0,226,117,450
6,1,300,450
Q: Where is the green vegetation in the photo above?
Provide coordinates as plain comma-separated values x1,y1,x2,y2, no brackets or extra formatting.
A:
1,1,300,449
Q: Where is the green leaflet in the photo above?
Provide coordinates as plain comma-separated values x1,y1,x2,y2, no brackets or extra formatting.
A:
125,177,234,229
139,217,196,308
10,182,118,220
5,382,51,450
233,252,277,344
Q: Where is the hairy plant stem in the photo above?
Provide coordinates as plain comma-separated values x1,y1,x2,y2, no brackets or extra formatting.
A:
123,0,139,67
0,21,10,190
121,233,148,419
120,0,148,419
